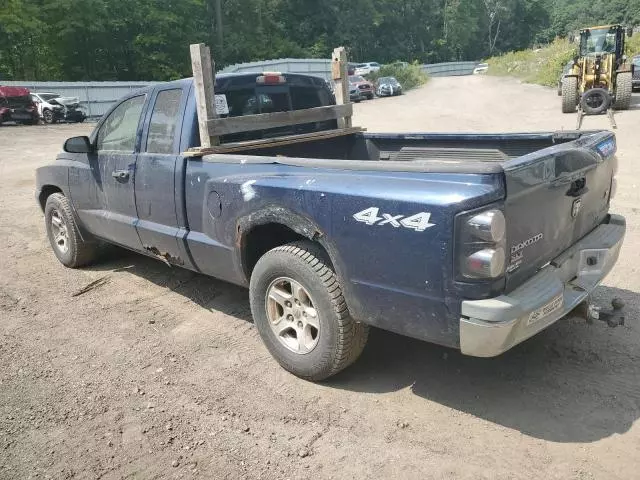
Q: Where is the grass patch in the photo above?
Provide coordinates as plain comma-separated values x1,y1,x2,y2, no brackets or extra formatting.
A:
366,62,429,90
487,34,640,88
486,38,574,87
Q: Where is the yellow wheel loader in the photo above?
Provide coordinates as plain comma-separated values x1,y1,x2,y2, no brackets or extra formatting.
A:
562,24,634,114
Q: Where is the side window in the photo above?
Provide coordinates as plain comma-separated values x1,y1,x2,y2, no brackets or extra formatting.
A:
146,89,183,154
97,95,145,152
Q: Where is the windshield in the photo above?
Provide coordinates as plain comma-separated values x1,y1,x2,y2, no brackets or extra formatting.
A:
378,77,398,84
580,27,617,55
39,94,60,102
633,57,640,67
349,76,365,83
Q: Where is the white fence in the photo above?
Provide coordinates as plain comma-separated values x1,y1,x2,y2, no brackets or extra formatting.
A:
0,81,157,119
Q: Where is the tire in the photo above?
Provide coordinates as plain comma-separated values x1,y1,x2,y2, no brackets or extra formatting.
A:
613,72,632,110
581,88,610,115
44,193,98,268
367,93,374,100
250,241,369,381
42,109,54,124
561,77,578,113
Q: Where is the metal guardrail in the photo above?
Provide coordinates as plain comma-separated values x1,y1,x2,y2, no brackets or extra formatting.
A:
222,58,333,80
422,61,479,77
223,59,482,79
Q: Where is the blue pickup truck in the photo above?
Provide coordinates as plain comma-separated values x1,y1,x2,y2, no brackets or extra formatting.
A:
36,73,626,381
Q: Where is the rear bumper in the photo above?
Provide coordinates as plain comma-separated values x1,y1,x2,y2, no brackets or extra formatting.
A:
459,214,626,357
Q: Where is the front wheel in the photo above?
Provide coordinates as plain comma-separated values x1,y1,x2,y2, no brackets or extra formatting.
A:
613,72,632,110
45,193,98,267
250,241,369,381
42,109,55,124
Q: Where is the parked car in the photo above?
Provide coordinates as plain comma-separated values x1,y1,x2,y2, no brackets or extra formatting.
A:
36,73,625,381
632,55,640,90
347,63,357,75
31,92,86,124
376,76,403,96
349,83,363,102
557,60,575,96
354,62,381,76
0,86,39,125
349,75,375,99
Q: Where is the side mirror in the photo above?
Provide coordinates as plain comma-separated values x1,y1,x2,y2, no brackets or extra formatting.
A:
63,136,93,154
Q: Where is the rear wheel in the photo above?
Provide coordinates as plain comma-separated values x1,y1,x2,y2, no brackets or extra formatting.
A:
250,241,369,381
613,72,632,110
561,77,578,113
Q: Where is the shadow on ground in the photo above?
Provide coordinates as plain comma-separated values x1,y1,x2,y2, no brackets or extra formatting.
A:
330,286,640,444
87,250,640,444
87,248,253,323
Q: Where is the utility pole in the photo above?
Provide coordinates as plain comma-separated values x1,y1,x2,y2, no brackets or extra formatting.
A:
214,0,223,62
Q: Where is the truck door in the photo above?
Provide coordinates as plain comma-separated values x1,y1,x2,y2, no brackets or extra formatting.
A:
134,86,192,267
79,94,145,250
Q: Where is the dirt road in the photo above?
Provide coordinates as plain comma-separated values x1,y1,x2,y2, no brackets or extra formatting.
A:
2,75,640,480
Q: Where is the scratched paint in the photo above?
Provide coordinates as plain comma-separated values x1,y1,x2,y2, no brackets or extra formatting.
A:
240,180,257,201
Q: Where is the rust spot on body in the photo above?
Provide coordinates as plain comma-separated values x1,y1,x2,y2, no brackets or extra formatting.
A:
143,246,183,267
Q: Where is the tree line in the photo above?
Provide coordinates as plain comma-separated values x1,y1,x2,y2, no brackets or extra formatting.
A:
2,0,640,81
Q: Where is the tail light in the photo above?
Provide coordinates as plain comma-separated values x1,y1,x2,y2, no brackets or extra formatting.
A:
257,72,286,84
455,208,506,280
610,154,618,200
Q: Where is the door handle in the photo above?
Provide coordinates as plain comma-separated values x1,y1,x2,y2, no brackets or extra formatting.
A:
112,170,130,181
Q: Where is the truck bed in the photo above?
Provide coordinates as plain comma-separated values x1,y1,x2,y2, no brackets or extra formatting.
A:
201,130,594,174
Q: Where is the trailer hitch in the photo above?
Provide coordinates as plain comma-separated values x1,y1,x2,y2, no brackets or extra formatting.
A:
572,296,625,327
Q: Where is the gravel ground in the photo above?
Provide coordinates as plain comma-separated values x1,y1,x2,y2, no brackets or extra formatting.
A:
1,75,640,480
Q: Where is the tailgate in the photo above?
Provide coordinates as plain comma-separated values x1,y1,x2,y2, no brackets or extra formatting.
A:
502,131,617,291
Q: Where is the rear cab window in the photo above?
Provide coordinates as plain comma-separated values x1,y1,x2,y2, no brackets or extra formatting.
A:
212,73,336,144
146,88,183,154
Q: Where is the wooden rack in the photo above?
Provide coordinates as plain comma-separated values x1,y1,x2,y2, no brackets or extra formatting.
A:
185,44,363,156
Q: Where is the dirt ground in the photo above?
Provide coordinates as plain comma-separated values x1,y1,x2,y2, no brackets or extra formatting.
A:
1,75,640,480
